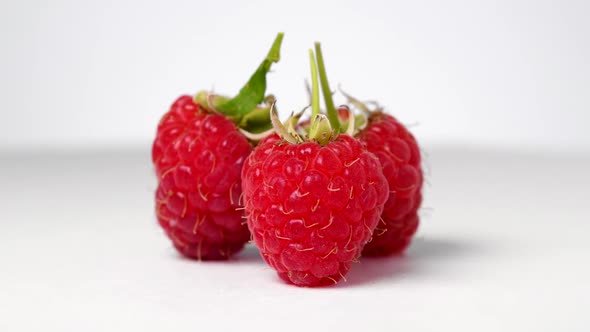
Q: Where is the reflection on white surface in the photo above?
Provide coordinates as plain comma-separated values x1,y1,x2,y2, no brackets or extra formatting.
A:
0,147,589,331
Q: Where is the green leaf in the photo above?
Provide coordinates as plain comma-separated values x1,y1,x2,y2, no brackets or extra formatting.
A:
217,33,284,116
239,107,272,133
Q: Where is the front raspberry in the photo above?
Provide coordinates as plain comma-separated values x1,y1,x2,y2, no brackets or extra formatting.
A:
357,112,423,256
243,134,388,286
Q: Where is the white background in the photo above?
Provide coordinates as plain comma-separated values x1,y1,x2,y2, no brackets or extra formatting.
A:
1,1,590,331
1,0,589,152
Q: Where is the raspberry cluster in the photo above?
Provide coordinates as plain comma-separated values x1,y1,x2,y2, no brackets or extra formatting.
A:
151,34,424,287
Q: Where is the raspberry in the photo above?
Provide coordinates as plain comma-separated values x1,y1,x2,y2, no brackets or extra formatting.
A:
152,95,252,259
242,134,388,286
151,33,284,260
356,111,424,256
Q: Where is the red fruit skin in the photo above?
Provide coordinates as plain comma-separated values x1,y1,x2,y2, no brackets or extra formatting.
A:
356,112,423,256
152,95,252,260
242,134,388,286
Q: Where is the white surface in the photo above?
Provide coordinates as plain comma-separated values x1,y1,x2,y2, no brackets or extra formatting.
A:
1,147,589,331
2,0,590,151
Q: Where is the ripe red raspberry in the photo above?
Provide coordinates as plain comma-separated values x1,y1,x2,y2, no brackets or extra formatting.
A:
152,95,252,260
151,33,284,260
242,134,389,286
356,111,423,256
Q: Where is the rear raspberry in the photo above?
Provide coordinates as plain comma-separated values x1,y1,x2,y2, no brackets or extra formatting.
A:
356,112,423,256
153,96,252,259
152,33,284,260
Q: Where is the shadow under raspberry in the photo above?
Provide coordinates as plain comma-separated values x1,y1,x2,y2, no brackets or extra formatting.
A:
232,244,265,263
167,243,264,264
341,236,482,287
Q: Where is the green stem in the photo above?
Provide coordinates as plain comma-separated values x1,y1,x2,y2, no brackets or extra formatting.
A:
216,32,284,116
309,49,320,120
314,42,340,132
